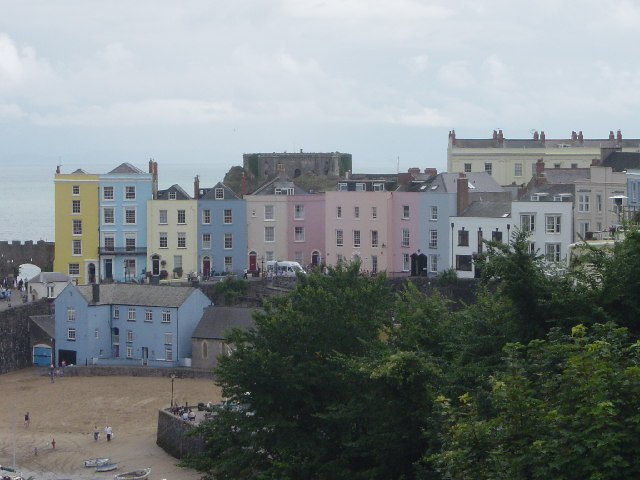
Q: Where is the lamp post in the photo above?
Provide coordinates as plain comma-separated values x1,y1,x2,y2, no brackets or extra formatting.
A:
170,374,176,407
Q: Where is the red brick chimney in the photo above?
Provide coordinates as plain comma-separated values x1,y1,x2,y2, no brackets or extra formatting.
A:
424,168,437,176
448,130,456,145
571,131,577,142
194,175,200,198
535,159,547,185
498,129,504,144
609,130,615,140
457,174,469,215
408,167,421,175
578,131,584,143
533,131,539,140
540,131,545,143
617,129,622,142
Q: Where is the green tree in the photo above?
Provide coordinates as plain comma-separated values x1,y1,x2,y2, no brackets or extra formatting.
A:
433,323,640,479
184,262,397,479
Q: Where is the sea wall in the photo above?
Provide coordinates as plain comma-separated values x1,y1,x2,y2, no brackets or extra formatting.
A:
156,409,205,459
0,300,52,374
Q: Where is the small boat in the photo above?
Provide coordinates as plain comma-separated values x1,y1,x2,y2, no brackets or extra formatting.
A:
96,462,119,472
114,468,151,480
83,458,111,468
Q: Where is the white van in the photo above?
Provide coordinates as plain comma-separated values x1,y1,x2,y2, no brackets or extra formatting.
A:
266,261,306,277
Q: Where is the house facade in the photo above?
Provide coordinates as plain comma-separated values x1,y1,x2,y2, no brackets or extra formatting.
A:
27,272,72,301
147,185,197,280
447,129,640,186
286,193,325,269
98,162,155,282
54,283,211,367
197,180,247,276
54,169,100,284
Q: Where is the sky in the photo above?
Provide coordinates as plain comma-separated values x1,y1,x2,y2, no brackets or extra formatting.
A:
3,0,640,190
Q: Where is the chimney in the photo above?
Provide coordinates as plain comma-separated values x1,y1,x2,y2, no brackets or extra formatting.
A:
578,131,584,143
533,131,539,140
617,129,622,142
535,159,547,185
149,159,154,173
408,167,421,175
609,130,615,140
457,176,469,215
424,168,437,176
540,131,545,143
498,129,504,143
591,158,599,166
571,131,577,142
240,173,247,197
92,283,100,303
492,130,498,140
300,148,303,153
398,173,412,186
448,130,456,145
194,175,200,199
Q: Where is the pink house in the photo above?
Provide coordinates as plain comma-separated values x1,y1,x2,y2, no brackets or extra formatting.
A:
286,193,326,268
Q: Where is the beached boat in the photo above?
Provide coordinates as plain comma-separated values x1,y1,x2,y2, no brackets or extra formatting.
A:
114,468,150,480
0,474,25,480
83,458,111,467
95,462,119,472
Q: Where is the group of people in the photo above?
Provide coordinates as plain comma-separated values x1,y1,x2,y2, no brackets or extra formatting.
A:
170,404,197,422
93,424,114,441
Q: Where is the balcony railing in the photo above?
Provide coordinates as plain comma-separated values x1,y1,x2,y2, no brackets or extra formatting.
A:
99,247,147,255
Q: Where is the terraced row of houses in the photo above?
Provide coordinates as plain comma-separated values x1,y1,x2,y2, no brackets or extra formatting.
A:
53,132,640,285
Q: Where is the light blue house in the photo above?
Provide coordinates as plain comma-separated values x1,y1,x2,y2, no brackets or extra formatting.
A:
196,181,247,276
418,172,507,274
98,162,156,282
54,283,211,367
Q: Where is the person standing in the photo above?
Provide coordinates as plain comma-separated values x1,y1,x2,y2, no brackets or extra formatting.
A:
49,364,55,383
51,439,56,449
93,425,99,441
105,425,113,441
24,412,29,427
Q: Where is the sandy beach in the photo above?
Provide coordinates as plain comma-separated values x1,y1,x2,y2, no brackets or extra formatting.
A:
0,368,222,480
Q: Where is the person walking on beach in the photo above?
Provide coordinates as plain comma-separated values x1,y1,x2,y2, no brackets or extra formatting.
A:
49,364,55,383
51,439,56,449
24,412,29,427
93,425,99,441
105,425,113,441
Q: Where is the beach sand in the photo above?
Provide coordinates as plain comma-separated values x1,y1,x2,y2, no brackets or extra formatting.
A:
0,368,222,480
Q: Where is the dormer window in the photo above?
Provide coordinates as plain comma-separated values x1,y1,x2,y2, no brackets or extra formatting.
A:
215,188,224,199
169,191,176,200
338,183,347,191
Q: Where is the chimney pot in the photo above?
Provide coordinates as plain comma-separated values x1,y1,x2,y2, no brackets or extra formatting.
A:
540,131,546,142
609,130,615,140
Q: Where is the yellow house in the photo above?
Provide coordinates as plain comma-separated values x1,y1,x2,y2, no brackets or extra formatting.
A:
54,169,100,284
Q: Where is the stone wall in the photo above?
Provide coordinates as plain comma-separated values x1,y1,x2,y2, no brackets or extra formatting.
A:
0,240,54,279
0,300,52,374
156,409,205,459
62,365,214,379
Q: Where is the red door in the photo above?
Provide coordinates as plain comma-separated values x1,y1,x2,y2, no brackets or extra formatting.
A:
249,252,257,270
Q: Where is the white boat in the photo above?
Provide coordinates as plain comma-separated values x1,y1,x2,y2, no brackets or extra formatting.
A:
83,458,111,467
114,468,151,480
95,462,119,472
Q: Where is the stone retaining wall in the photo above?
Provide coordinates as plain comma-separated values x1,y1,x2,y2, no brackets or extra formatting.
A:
62,365,215,379
156,409,205,459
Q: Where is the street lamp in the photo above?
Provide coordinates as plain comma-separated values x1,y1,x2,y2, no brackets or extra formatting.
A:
170,374,176,407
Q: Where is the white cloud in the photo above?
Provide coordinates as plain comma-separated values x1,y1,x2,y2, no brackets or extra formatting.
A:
282,0,452,21
0,34,54,90
392,107,450,126
30,99,241,126
482,55,513,89
401,54,430,73
437,61,475,88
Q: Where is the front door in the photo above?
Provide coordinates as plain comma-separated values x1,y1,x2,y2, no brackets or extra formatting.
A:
249,252,257,270
105,259,113,280
152,254,160,276
202,256,211,277
141,347,148,366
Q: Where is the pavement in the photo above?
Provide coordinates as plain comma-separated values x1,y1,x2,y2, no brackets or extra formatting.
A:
0,288,28,312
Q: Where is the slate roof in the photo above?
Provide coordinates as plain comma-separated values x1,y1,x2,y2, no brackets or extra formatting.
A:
76,284,202,307
192,306,260,339
601,152,640,172
156,184,191,200
108,162,145,174
30,315,55,338
460,201,511,218
199,182,242,200
28,272,71,283
539,168,590,184
252,176,308,195
518,183,576,202
417,172,504,193
71,168,91,174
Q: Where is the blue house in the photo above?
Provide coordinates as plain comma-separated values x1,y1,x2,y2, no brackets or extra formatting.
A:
98,162,155,282
54,283,211,367
196,180,247,276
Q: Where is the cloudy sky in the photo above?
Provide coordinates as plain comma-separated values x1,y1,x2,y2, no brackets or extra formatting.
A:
2,0,640,187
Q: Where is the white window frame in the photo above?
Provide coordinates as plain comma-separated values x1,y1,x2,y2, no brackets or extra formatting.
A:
202,209,211,224
264,205,274,220
202,233,211,249
67,328,76,341
353,230,361,248
103,207,115,225
578,194,590,212
159,209,168,224
264,226,275,242
294,226,305,242
545,215,561,234
402,228,410,247
103,186,114,200
294,204,304,220
177,232,186,248
430,206,438,221
223,209,232,224
177,209,186,224
224,233,233,249
128,308,136,321
336,229,344,247
162,310,171,323
67,308,76,322
145,309,153,322
125,186,136,200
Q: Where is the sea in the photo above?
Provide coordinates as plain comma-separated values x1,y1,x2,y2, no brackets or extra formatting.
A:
0,162,226,243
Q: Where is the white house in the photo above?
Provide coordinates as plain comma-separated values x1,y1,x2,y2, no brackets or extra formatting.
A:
27,272,72,301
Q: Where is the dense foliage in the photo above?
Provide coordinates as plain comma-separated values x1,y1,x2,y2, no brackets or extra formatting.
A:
183,230,640,480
